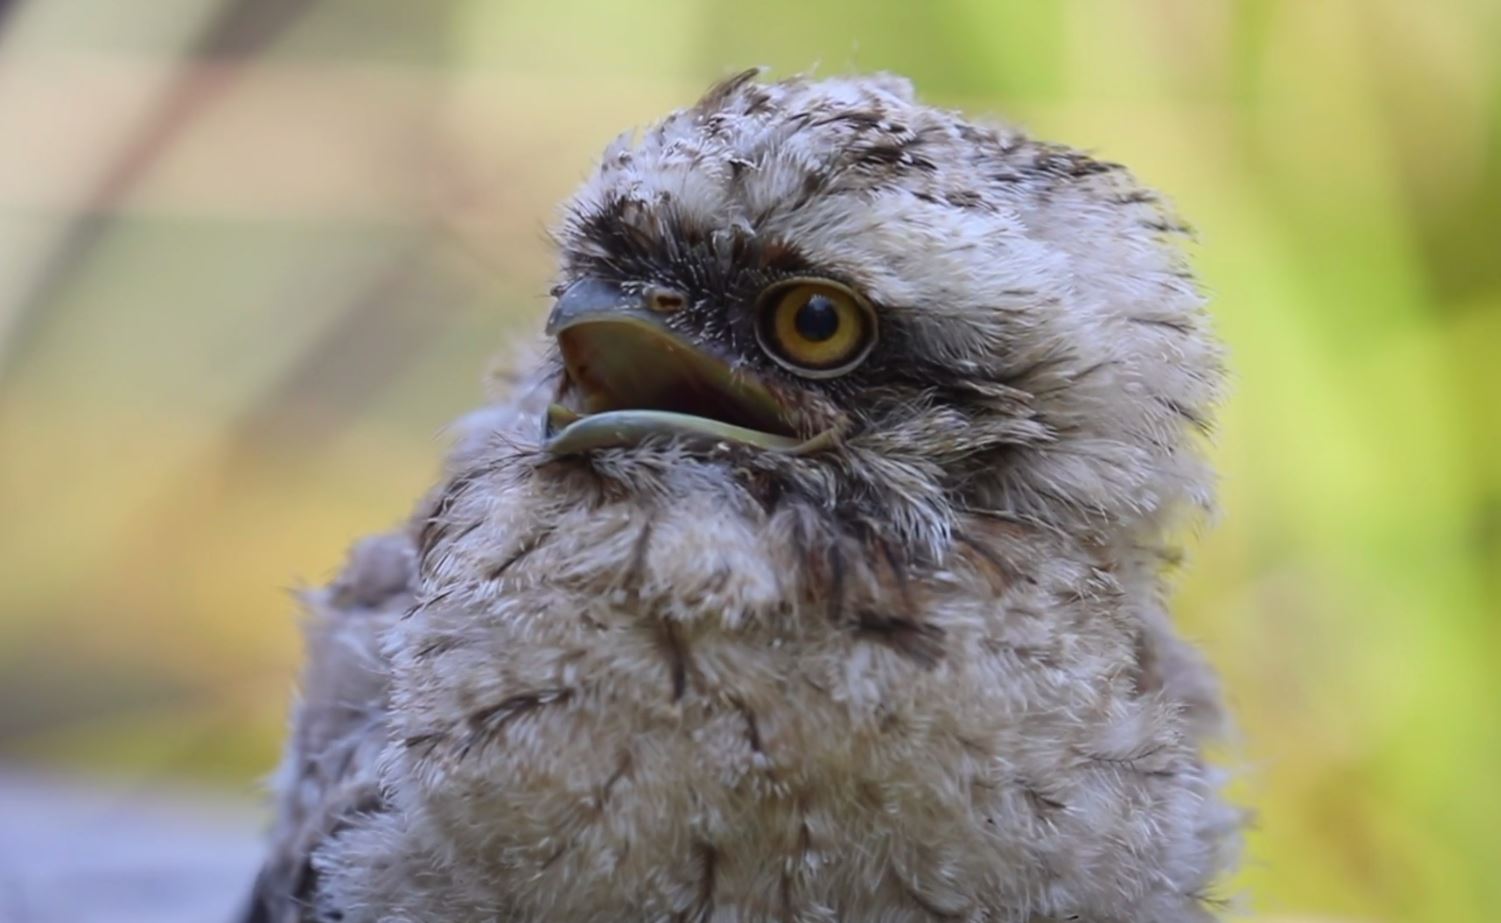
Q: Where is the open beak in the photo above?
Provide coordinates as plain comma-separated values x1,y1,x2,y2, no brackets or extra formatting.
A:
543,279,834,456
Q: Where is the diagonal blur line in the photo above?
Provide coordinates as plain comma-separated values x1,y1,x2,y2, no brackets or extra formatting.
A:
0,0,318,387
0,0,22,33
188,0,316,59
217,240,454,464
83,243,462,680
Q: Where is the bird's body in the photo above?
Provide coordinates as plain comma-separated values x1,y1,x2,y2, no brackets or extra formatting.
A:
246,72,1239,923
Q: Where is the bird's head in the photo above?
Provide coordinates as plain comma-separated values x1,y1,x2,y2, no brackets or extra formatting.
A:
531,71,1222,564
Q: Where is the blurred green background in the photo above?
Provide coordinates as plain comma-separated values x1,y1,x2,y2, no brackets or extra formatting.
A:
0,1,1496,921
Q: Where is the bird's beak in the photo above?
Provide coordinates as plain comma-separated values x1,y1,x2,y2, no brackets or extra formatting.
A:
543,279,834,456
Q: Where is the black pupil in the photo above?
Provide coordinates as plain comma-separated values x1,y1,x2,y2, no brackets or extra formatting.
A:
793,295,841,342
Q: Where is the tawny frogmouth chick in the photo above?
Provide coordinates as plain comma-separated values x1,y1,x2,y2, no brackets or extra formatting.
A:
243,71,1240,923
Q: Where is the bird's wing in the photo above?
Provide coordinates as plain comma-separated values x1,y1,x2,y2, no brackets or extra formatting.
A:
237,531,416,923
238,364,551,921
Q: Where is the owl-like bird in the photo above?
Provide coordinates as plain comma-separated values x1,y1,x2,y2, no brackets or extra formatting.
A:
243,71,1239,923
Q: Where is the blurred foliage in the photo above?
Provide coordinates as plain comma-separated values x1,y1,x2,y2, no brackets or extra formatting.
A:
0,1,1497,921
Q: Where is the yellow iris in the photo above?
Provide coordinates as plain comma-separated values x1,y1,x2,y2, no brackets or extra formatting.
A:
757,279,877,377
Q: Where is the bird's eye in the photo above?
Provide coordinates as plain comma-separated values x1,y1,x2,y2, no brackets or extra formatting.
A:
755,279,877,378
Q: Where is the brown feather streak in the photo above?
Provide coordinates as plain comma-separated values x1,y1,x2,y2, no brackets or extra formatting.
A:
1127,315,1193,334
655,616,691,701
729,695,764,755
422,687,576,759
853,609,946,667
1083,742,1178,778
625,515,657,598
952,529,1017,593
488,527,554,581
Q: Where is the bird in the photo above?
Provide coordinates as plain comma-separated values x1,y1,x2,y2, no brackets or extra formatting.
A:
241,70,1241,923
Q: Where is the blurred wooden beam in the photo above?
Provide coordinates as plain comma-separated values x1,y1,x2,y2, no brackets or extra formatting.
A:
0,59,448,219
219,240,453,463
0,0,21,31
0,0,316,386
